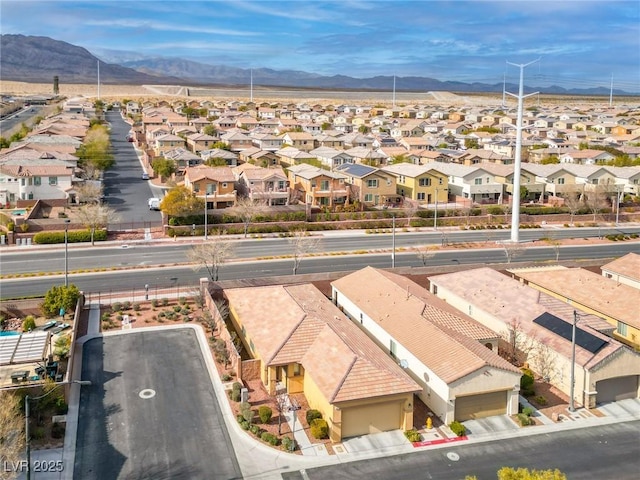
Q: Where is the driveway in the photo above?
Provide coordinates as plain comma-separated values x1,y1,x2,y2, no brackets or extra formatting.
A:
103,111,162,226
74,328,242,479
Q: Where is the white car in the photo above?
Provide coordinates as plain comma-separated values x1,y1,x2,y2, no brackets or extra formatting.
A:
148,198,161,210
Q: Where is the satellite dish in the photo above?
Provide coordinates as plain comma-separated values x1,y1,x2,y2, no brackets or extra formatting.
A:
399,359,409,369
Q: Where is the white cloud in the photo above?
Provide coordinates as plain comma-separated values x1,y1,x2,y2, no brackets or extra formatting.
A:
85,18,259,36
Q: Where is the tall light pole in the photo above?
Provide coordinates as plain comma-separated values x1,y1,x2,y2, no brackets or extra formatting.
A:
64,219,70,287
569,310,578,412
26,380,91,479
204,192,208,241
506,59,539,243
615,187,623,226
391,214,396,268
433,188,439,230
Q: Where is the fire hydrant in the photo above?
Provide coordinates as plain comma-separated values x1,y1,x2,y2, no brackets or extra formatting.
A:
426,417,433,430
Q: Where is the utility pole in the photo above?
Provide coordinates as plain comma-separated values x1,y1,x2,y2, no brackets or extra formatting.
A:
391,214,396,268
97,60,100,99
506,59,539,243
569,310,578,412
433,188,439,230
250,68,253,103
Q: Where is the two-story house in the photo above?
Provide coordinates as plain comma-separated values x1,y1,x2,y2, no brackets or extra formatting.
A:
237,166,289,206
183,165,237,209
335,163,397,207
381,163,448,203
287,164,349,208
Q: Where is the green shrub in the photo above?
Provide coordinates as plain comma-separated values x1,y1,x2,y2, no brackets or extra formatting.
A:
33,229,107,244
161,298,169,306
221,373,232,382
240,421,250,430
122,301,131,310
449,420,466,437
249,424,264,436
404,429,421,442
522,406,535,417
534,395,548,406
150,299,159,307
55,397,68,415
487,206,505,215
241,403,253,424
281,436,294,451
132,303,141,312
520,367,535,391
179,297,187,305
112,302,122,312
306,409,323,425
22,315,36,332
260,432,280,446
517,413,534,426
32,427,46,440
258,405,273,424
230,382,242,402
310,418,329,439
236,414,244,423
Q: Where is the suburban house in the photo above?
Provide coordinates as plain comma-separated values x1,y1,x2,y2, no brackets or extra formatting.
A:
281,131,316,152
335,163,397,207
429,267,640,408
237,166,290,206
331,267,522,424
510,267,640,350
219,131,253,152
200,148,239,167
430,163,504,204
309,147,354,170
153,134,186,157
600,253,640,290
182,165,237,209
0,158,75,204
274,147,317,167
163,148,202,172
287,164,349,208
186,133,218,153
250,133,284,152
381,163,448,203
224,283,421,442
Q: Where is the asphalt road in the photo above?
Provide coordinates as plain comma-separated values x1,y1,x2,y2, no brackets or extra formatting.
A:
1,227,639,276
74,329,242,480
103,110,162,225
0,105,45,134
2,242,639,299
283,420,640,480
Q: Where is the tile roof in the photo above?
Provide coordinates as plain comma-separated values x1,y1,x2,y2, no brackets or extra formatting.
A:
429,267,631,370
600,253,640,283
331,267,520,384
184,165,235,182
224,284,420,403
513,268,640,329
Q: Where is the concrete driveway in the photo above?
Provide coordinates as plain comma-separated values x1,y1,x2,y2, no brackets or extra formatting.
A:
74,328,242,479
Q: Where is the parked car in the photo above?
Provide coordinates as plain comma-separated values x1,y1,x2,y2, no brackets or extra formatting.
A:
141,172,149,180
148,198,161,210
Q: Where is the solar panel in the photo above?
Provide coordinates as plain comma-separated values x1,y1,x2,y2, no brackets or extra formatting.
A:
533,312,607,354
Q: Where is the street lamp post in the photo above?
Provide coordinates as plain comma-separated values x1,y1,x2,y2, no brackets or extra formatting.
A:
25,380,91,479
569,310,578,412
204,192,208,241
391,214,396,268
434,188,439,230
64,219,70,287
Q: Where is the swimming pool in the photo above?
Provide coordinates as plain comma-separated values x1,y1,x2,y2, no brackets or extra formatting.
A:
0,331,20,337
11,209,27,216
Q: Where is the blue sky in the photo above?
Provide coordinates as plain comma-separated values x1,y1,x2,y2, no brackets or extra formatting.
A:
2,0,639,91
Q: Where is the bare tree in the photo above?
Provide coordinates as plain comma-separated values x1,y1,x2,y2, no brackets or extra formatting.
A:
234,197,265,238
584,184,609,223
289,228,320,275
187,234,235,281
0,390,24,480
74,181,103,204
500,319,536,365
563,192,584,226
403,198,419,227
531,341,558,383
74,203,120,245
275,388,288,435
502,241,525,264
544,233,562,262
415,246,436,266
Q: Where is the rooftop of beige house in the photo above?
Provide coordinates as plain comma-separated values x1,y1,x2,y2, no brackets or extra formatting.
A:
512,267,640,330
429,267,633,370
332,267,520,384
184,165,235,183
600,253,640,284
224,283,420,403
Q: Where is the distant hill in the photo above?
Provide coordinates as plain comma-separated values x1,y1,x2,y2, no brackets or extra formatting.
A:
0,34,181,84
1,35,633,95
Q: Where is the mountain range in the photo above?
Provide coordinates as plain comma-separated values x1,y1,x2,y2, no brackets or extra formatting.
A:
0,35,632,96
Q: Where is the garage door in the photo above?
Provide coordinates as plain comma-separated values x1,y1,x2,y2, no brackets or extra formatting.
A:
341,402,400,438
596,375,639,404
455,390,507,421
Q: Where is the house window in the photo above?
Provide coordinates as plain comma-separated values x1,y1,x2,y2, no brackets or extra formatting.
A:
33,177,41,186
468,305,473,315
367,179,379,188
432,285,438,295
389,339,397,358
417,192,426,200
194,185,200,192
49,177,58,186
419,178,431,186
207,184,217,194
474,178,482,185
617,322,628,336
21,178,26,186
557,177,565,184
293,363,301,376
320,180,330,190
364,193,373,202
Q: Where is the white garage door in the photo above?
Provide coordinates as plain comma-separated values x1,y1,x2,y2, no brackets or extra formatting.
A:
455,390,507,421
341,402,400,438
596,376,639,404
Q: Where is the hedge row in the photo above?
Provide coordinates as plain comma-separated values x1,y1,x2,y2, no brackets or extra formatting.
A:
33,230,107,244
